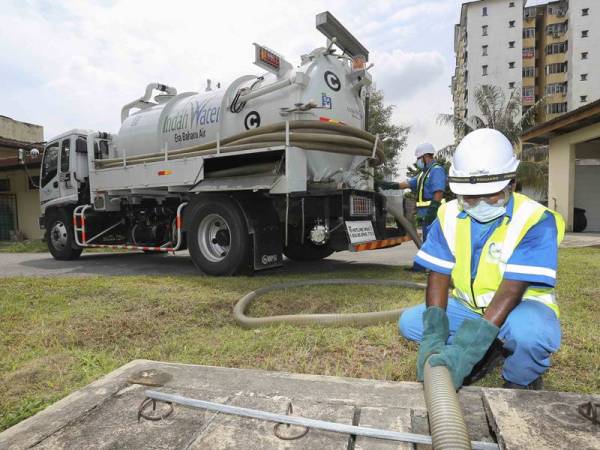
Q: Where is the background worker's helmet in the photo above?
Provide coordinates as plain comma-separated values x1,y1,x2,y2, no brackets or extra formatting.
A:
449,128,520,195
414,142,436,159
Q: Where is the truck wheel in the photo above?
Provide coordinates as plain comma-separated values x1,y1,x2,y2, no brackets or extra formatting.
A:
46,210,83,261
188,197,250,276
283,240,334,262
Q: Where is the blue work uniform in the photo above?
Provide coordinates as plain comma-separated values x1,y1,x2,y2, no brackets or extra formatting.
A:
407,161,447,241
398,195,561,386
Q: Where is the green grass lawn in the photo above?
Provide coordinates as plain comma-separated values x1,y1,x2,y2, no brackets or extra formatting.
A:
0,240,48,253
1,248,599,431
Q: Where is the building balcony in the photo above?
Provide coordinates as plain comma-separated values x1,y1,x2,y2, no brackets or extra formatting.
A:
545,53,568,65
546,73,568,84
522,77,536,88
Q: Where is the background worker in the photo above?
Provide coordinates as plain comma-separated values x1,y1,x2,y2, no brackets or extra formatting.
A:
379,143,447,271
396,143,447,243
398,129,564,390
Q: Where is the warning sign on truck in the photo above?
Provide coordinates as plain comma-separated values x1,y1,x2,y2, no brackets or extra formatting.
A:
345,220,376,244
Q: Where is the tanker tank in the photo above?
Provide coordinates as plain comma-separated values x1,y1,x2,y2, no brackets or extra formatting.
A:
115,45,373,183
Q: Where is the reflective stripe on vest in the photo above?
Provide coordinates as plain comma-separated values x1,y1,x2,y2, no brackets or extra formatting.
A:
437,193,565,317
416,163,443,208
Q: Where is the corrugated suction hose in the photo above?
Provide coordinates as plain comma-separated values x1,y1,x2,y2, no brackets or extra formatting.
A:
424,358,472,449
95,120,386,169
233,279,425,329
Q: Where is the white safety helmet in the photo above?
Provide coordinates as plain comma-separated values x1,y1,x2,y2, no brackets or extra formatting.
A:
449,129,520,195
414,142,435,159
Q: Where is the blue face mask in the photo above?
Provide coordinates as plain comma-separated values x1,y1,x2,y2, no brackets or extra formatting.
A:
463,201,506,223
416,159,425,169
460,193,508,223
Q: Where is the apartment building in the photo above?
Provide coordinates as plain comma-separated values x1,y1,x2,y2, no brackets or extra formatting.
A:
453,0,525,139
452,0,600,140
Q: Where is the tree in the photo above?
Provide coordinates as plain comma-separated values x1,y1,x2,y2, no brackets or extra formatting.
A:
437,84,547,193
367,89,410,180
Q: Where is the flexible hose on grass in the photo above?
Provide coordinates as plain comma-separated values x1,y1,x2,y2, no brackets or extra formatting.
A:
234,280,473,449
424,358,472,449
233,278,425,329
94,121,386,169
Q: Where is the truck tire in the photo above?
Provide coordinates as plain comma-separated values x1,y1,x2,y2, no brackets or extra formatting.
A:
283,241,334,261
187,197,251,276
46,209,83,261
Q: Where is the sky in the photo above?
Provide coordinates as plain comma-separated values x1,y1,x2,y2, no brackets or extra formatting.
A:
0,0,465,178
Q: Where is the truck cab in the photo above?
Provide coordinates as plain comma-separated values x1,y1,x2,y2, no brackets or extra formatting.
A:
39,130,91,259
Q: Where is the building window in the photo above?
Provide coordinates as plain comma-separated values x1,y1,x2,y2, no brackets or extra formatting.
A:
509,82,516,89
509,1,515,7
546,22,568,35
582,8,589,16
523,47,535,58
546,102,568,114
545,82,567,95
548,6,566,16
509,41,515,48
482,45,488,56
523,66,536,77
546,62,568,74
581,73,588,81
524,8,536,20
582,52,588,59
581,95,588,102
546,41,568,54
482,65,488,76
483,6,488,16
522,86,535,98
0,179,10,192
509,20,515,28
523,27,535,38
582,30,589,38
482,25,488,36
509,61,515,69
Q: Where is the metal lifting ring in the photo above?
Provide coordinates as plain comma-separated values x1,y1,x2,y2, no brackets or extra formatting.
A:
137,397,174,422
273,402,309,440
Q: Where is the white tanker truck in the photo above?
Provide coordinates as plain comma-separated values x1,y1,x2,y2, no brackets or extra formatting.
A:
36,12,414,275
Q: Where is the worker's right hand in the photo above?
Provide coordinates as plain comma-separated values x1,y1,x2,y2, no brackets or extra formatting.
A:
416,306,449,381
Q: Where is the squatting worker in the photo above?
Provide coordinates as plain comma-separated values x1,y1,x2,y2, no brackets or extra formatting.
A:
398,128,564,390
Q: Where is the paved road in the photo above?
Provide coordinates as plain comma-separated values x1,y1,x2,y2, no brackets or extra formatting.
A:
0,243,419,278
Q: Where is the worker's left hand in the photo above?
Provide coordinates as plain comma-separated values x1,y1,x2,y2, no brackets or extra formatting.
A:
423,200,441,225
428,317,499,390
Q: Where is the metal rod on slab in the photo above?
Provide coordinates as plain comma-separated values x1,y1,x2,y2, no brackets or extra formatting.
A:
144,390,499,450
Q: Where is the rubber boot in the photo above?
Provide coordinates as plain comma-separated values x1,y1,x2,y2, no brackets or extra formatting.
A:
503,377,544,390
462,338,507,386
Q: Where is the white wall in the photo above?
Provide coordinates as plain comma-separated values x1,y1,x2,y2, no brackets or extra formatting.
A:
568,0,600,109
465,0,524,118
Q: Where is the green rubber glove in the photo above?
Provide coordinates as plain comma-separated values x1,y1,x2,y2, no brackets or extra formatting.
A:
428,317,500,390
416,306,449,381
377,180,401,190
423,200,441,225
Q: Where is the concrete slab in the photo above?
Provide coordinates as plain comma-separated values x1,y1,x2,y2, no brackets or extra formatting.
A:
1,360,598,450
483,389,600,450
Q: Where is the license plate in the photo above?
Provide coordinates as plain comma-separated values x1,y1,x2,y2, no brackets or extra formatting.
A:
346,220,376,244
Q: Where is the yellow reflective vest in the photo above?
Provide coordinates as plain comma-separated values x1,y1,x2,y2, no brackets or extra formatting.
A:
416,163,444,208
437,193,564,317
